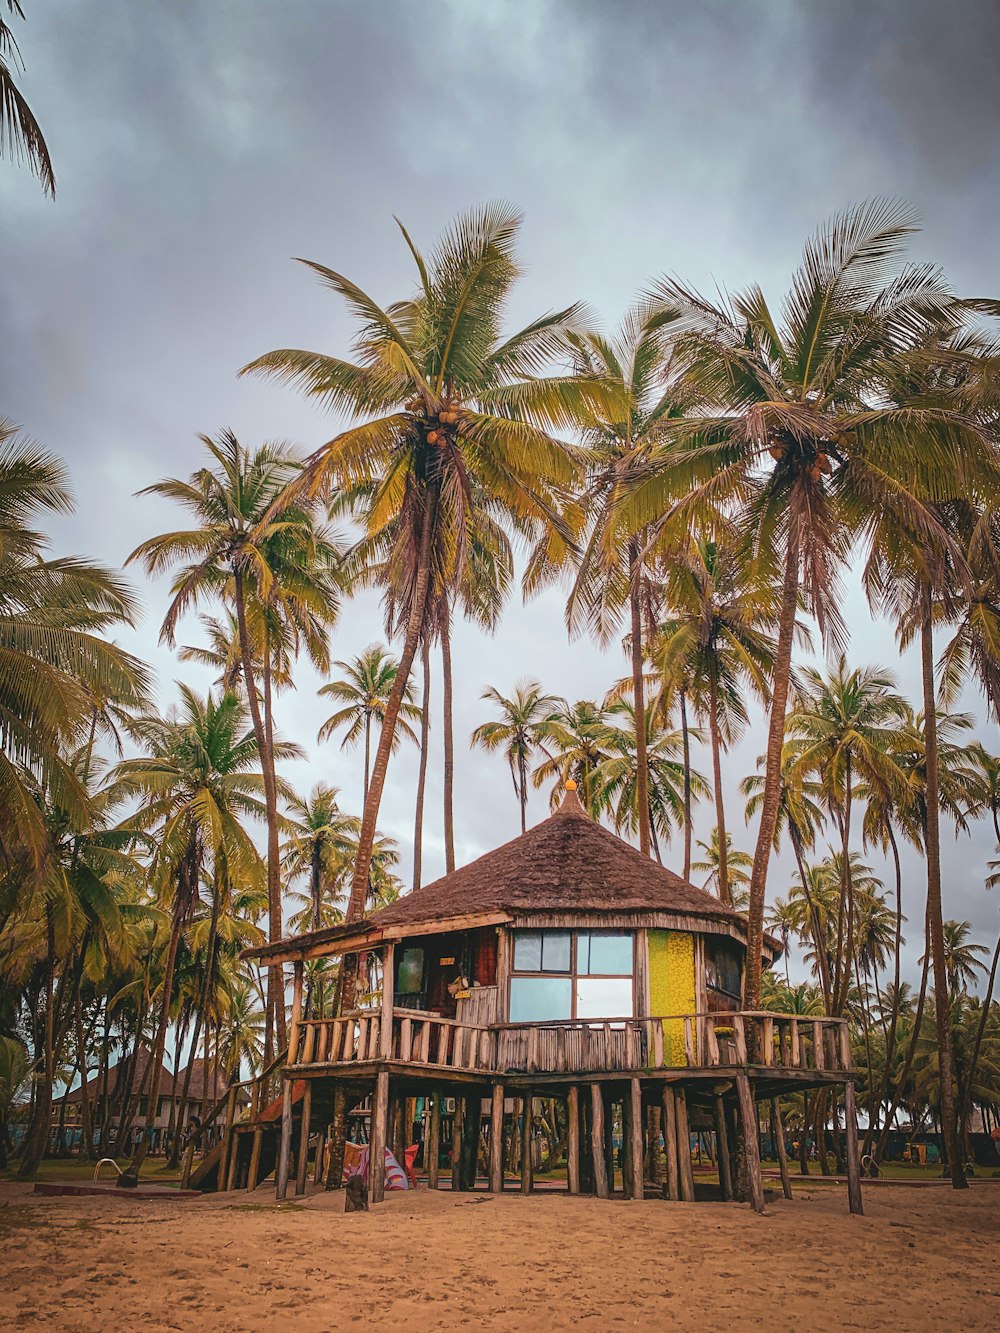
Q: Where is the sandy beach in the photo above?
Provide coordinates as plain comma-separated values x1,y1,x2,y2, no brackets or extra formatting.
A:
2,1181,998,1332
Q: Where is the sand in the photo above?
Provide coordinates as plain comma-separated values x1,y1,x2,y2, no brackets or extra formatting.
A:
1,1180,998,1331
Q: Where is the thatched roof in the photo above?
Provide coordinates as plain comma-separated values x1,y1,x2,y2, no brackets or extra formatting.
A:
248,787,772,964
372,786,743,930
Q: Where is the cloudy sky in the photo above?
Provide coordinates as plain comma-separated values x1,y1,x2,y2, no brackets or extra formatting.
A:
3,0,999,985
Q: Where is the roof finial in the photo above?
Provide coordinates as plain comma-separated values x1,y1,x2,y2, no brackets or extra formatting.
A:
556,777,586,817
565,778,577,791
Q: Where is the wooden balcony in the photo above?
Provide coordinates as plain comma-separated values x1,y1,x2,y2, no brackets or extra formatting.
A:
288,1007,851,1081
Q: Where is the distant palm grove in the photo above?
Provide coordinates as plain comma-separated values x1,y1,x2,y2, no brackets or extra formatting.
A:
3,200,1000,1191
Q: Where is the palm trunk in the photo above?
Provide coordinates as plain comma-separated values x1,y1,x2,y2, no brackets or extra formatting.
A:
233,569,285,1058
125,879,188,1176
413,635,431,891
866,826,904,1157
920,591,967,1189
745,534,799,1013
679,689,692,882
957,929,1000,1144
518,749,528,835
833,762,855,1015
74,993,94,1160
876,904,931,1164
363,714,371,807
441,608,456,874
348,482,439,935
707,672,730,905
310,838,322,933
628,547,651,857
17,910,58,1176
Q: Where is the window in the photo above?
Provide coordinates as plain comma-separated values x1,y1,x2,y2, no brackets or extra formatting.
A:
510,929,634,1022
705,938,742,1001
396,946,425,995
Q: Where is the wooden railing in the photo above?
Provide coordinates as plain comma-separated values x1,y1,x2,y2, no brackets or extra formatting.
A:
287,1009,851,1077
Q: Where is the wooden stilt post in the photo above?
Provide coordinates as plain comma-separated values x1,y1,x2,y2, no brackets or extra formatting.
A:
489,1084,505,1193
313,1123,327,1185
579,1086,594,1193
219,1086,237,1192
427,1092,441,1189
226,1128,241,1192
844,1081,864,1216
735,1071,765,1214
590,1083,609,1199
675,1089,695,1202
661,1086,679,1201
714,1094,733,1201
247,1126,263,1192
370,1070,390,1204
647,1105,662,1188
603,1089,615,1191
295,1081,312,1195
275,1076,294,1200
520,1094,533,1193
771,1100,792,1201
461,1094,481,1190
628,1078,644,1201
620,1086,633,1199
450,1096,464,1191
567,1085,580,1194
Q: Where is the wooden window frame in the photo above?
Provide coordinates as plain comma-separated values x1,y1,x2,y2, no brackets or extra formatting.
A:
509,928,637,1021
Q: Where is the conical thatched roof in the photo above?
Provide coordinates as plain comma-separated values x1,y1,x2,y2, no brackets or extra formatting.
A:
247,786,767,965
370,786,742,932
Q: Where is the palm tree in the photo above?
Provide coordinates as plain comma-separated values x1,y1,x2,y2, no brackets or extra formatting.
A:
526,305,683,856
0,2,54,195
241,204,607,936
470,679,559,833
784,654,909,1011
595,698,707,861
281,785,360,932
929,921,989,994
317,646,420,804
129,432,338,1051
693,830,753,907
0,1035,30,1169
622,201,990,1017
111,687,278,1177
0,423,150,875
653,537,777,904
531,699,618,819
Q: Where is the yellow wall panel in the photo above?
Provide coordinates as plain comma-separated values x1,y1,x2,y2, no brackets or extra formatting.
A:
648,930,696,1065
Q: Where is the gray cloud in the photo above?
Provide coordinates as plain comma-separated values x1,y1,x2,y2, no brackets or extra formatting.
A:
2,0,998,984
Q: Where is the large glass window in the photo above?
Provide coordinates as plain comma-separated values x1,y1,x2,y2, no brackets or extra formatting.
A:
510,929,634,1021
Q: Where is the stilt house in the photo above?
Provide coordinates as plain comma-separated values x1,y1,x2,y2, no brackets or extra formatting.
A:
234,783,862,1211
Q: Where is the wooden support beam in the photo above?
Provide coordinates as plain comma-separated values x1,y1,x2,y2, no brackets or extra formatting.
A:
771,1099,792,1201
288,962,304,1066
380,943,395,1058
661,1086,679,1201
735,1071,765,1214
275,1077,294,1200
489,1084,505,1193
844,1081,864,1216
295,1081,312,1196
628,1077,644,1201
675,1089,696,1202
520,1095,533,1194
314,1124,327,1185
247,1126,263,1192
427,1092,441,1190
590,1083,609,1199
226,1128,241,1192
567,1086,580,1195
370,1070,390,1204
714,1094,733,1201
461,1095,481,1190
451,1096,464,1191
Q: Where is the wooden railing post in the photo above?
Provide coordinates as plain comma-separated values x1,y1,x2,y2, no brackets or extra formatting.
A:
288,962,304,1066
